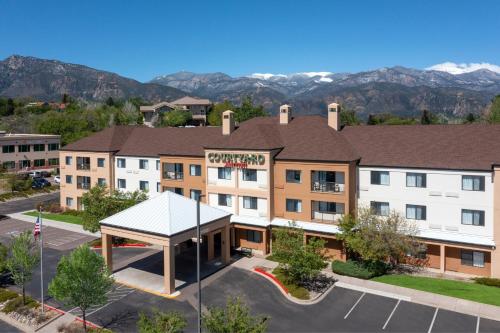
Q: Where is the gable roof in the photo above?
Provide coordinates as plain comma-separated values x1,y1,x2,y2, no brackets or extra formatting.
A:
342,124,500,171
171,96,211,105
61,126,136,152
100,191,231,237
139,101,175,112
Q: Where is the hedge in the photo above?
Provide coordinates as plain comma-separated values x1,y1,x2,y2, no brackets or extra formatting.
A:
331,260,387,279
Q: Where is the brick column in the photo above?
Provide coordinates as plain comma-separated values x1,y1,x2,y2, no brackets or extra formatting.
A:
164,244,176,294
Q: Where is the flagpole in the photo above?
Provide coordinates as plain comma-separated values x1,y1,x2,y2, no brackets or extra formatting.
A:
39,206,44,315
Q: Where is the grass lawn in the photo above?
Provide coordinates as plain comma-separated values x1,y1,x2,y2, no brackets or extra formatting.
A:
373,274,500,306
272,268,310,300
23,211,83,225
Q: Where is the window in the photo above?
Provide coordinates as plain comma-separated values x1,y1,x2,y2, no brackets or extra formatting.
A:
371,201,390,216
48,143,59,151
462,175,485,191
19,160,30,168
243,196,258,209
77,176,91,189
461,250,485,268
2,161,15,169
65,156,72,165
98,178,106,186
66,197,73,207
48,158,59,166
190,189,202,201
18,145,30,152
33,144,45,152
117,158,126,168
246,230,262,243
163,163,183,180
406,204,427,220
2,145,15,153
117,178,126,189
157,182,161,193
316,201,344,214
371,171,390,185
65,175,73,184
406,173,426,188
139,180,149,191
156,160,160,171
286,199,302,213
165,187,183,195
139,159,149,170
462,209,485,226
34,159,45,167
218,167,231,180
97,158,105,167
76,156,90,170
286,170,301,183
242,169,257,181
190,164,201,176
218,194,232,207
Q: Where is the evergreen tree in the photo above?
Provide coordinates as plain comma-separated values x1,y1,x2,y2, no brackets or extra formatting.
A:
367,114,377,125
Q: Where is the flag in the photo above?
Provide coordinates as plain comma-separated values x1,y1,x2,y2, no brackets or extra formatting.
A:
34,216,41,239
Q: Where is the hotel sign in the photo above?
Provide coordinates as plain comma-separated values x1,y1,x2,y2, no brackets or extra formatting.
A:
208,152,265,169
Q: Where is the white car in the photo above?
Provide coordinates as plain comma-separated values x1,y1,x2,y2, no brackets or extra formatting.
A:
54,176,61,184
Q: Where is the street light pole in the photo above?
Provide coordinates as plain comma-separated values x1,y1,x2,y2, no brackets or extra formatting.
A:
196,194,205,333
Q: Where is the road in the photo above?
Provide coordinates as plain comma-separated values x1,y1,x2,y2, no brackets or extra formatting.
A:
0,191,59,215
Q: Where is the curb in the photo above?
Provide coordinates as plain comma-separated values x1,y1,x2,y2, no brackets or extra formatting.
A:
335,281,412,301
91,243,148,249
254,267,288,293
74,316,101,329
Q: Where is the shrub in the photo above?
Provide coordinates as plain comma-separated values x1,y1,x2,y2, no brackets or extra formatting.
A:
0,289,18,303
331,260,387,279
473,277,500,288
2,296,38,313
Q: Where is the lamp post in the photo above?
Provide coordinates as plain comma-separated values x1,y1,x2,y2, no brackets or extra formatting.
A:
196,194,205,333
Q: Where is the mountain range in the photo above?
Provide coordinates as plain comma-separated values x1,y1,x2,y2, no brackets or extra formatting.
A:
1,55,500,119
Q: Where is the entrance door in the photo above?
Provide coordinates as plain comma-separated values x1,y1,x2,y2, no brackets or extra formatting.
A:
214,232,222,258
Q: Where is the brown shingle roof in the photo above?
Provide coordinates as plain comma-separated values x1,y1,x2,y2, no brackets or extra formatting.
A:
61,126,136,152
342,124,500,171
171,96,211,105
207,116,360,162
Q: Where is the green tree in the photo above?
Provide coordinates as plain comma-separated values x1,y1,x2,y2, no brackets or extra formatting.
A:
6,231,40,304
161,109,192,127
48,245,114,332
340,108,360,126
137,310,187,333
366,114,377,125
203,297,268,333
106,97,115,107
337,207,424,267
488,95,500,123
272,222,326,283
62,93,69,104
0,243,8,274
420,109,439,125
208,100,235,126
464,113,476,124
234,96,267,123
81,185,147,232
2,174,31,193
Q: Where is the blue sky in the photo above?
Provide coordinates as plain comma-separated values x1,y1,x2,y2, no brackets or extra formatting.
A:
1,0,499,82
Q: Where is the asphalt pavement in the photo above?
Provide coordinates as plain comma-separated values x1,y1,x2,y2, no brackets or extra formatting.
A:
0,191,59,215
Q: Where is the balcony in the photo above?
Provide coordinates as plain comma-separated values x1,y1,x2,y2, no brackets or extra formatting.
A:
311,181,345,193
77,182,91,190
76,163,90,171
311,211,342,223
76,157,91,171
311,171,345,193
163,171,183,180
311,200,344,223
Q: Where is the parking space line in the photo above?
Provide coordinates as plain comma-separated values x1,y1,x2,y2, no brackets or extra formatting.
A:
344,292,365,319
476,316,480,333
382,299,400,330
428,308,439,333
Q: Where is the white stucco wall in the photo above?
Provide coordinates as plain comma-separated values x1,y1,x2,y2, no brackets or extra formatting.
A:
114,156,161,198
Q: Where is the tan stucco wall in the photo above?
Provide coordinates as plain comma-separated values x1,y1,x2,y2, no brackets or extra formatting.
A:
493,167,500,278
59,151,114,209
273,160,356,221
0,136,60,170
160,156,206,202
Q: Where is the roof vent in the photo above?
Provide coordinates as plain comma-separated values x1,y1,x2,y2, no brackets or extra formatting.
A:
279,104,292,124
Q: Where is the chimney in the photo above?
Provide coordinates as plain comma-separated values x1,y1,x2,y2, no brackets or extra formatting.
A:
328,103,341,130
279,104,292,124
222,110,235,135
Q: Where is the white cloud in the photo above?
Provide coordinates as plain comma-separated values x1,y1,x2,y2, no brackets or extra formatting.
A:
426,62,500,75
317,77,333,83
249,73,287,80
297,71,332,78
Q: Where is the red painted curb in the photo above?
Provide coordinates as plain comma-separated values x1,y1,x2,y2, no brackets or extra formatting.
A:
92,243,147,249
74,317,100,329
254,267,289,294
44,304,65,315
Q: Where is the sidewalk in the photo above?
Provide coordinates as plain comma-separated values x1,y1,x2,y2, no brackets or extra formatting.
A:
235,256,500,321
7,211,100,237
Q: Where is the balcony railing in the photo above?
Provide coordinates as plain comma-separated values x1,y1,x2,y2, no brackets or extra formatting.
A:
77,182,91,190
163,171,183,180
311,211,342,223
311,181,345,193
76,163,90,171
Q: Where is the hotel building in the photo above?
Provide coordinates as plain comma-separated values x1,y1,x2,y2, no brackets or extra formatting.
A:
59,105,500,278
0,131,60,172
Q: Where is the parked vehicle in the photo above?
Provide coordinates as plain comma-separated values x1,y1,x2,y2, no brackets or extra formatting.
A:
29,171,42,178
32,178,51,189
54,176,61,184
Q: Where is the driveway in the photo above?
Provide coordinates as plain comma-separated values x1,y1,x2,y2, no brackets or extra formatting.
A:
0,192,59,215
